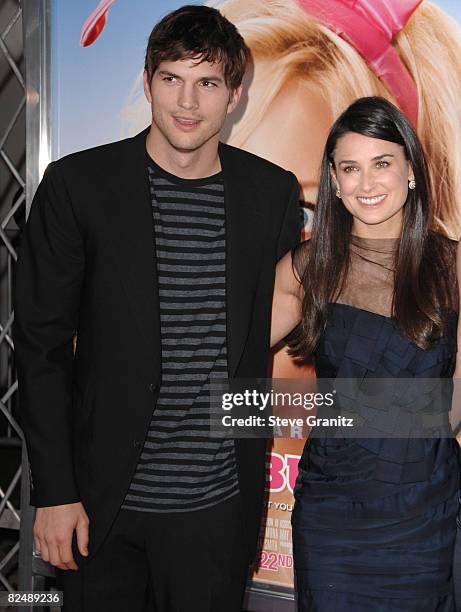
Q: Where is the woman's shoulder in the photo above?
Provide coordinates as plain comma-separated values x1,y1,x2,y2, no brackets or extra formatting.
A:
428,231,458,267
429,230,458,250
291,239,310,280
428,231,459,313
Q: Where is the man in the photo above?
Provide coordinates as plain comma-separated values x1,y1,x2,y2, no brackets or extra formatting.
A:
14,5,300,611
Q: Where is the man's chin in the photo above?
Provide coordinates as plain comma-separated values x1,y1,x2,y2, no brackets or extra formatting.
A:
168,136,208,153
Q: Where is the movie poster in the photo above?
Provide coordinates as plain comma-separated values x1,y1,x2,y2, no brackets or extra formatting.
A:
50,0,461,595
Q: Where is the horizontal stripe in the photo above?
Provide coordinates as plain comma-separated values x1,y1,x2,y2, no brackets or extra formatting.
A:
161,362,227,372
162,352,225,359
157,380,221,389
158,306,224,316
160,315,225,324
121,488,239,513
162,337,224,346
126,484,236,508
127,478,238,499
145,423,211,433
137,454,235,468
161,327,226,336
154,217,225,229
157,251,225,261
152,181,224,194
144,427,230,438
152,181,224,192
155,215,225,228
162,372,226,384
152,179,224,191
157,263,225,273
129,473,237,495
154,226,224,237
158,292,225,300
154,393,211,401
153,191,225,203
157,272,226,281
155,237,226,247
124,490,239,509
148,413,212,422
133,465,236,481
136,466,236,479
155,208,225,221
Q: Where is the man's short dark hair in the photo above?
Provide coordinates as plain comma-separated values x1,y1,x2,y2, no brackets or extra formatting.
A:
144,4,249,91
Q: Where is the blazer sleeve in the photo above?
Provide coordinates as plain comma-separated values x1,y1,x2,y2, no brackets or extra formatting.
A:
14,161,85,507
276,172,301,261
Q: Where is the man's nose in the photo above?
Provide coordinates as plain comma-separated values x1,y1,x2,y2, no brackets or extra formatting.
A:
178,83,198,110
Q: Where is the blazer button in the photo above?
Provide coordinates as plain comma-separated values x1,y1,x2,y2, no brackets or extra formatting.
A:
149,383,160,393
133,440,142,448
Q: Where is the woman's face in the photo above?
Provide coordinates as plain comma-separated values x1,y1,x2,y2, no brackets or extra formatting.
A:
240,80,332,235
331,132,414,238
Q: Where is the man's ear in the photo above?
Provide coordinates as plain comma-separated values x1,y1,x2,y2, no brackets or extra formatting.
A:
227,85,243,114
143,70,152,104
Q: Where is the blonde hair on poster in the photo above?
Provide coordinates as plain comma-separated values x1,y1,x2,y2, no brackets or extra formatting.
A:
211,0,461,238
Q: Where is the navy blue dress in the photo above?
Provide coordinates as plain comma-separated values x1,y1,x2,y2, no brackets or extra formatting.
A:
292,302,461,611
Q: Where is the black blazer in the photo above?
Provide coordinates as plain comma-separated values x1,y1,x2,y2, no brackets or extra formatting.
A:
14,127,300,563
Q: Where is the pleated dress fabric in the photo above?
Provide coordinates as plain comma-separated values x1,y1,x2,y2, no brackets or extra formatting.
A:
292,236,461,611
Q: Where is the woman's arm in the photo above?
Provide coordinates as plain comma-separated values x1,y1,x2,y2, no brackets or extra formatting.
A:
270,250,303,347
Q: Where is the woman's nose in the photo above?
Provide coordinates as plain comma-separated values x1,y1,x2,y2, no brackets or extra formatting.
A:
359,169,376,192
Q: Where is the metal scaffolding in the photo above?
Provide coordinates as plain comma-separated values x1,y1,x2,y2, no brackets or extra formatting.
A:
0,0,25,596
1,1,53,610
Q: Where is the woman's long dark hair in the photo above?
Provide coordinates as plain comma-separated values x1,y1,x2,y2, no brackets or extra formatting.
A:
291,96,457,357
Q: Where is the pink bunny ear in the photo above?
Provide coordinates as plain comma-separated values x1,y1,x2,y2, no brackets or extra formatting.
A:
80,0,117,47
298,0,423,126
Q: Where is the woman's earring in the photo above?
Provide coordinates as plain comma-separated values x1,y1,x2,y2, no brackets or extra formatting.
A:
409,179,416,190
336,188,341,198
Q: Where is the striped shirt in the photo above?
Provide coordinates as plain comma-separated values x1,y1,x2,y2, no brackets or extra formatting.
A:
121,156,239,512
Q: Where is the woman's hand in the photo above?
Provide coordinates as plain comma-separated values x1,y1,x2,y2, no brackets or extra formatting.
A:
270,251,303,347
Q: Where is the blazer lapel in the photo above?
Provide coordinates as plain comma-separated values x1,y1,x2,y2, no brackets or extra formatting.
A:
100,127,161,374
220,143,265,378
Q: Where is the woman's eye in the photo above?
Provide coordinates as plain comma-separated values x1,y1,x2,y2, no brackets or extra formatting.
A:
343,166,357,173
376,160,390,168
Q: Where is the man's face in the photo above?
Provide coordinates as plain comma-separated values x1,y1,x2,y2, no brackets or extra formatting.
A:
144,57,241,154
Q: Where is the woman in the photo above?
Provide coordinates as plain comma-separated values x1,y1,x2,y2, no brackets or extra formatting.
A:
271,96,461,610
210,0,461,382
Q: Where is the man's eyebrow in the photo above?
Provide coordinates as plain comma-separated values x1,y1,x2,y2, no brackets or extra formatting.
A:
338,154,395,165
157,70,224,83
198,76,224,82
158,70,180,78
